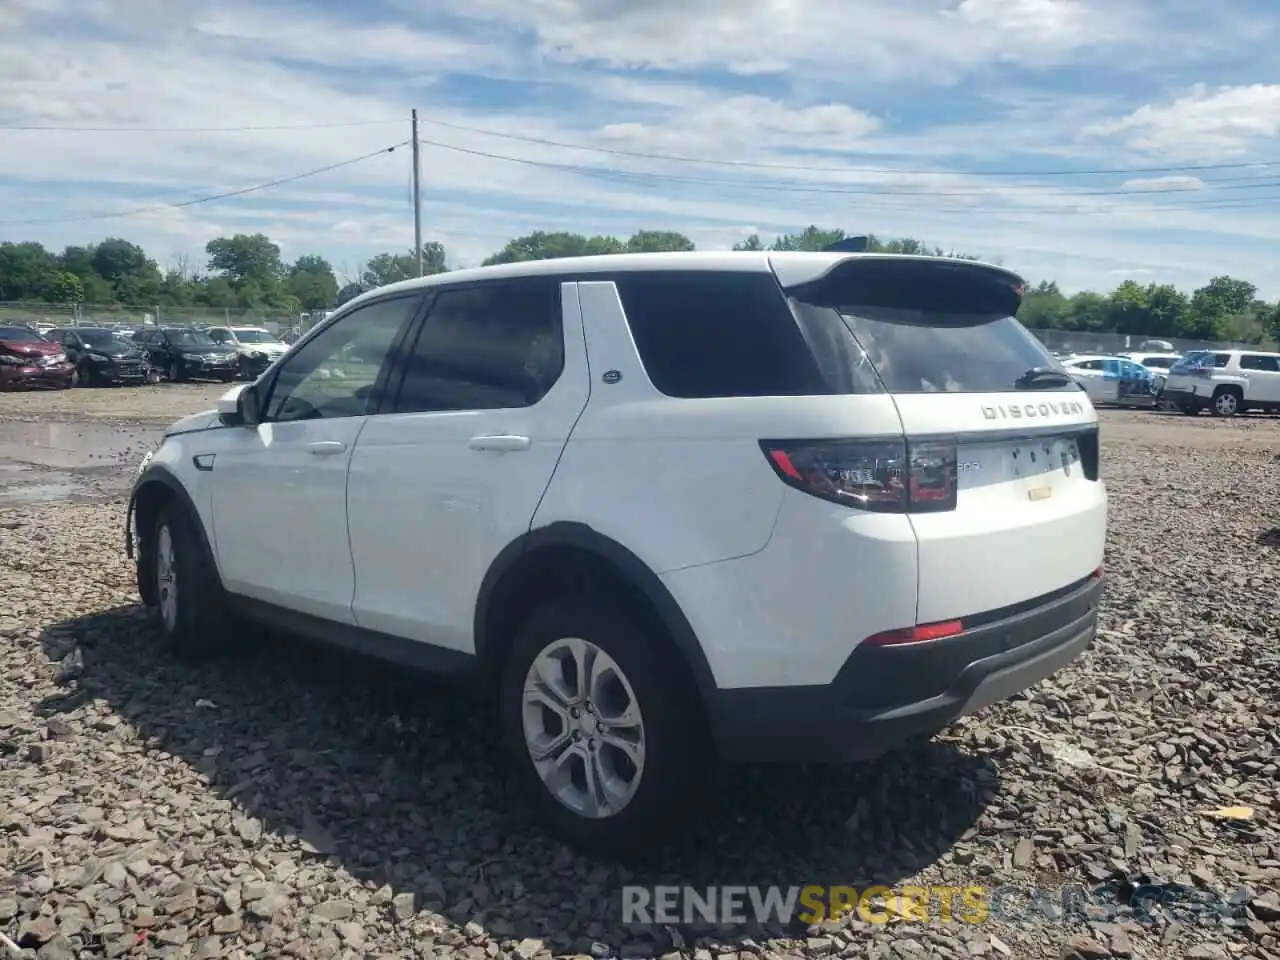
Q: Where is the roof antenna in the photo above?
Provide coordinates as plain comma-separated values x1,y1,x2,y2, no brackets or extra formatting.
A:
822,235,869,252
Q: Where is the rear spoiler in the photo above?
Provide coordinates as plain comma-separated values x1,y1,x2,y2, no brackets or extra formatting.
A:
785,255,1027,318
822,236,870,252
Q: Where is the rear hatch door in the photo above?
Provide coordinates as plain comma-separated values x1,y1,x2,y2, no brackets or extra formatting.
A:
784,256,1105,624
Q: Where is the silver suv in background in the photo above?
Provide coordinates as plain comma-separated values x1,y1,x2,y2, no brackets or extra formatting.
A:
1161,349,1280,416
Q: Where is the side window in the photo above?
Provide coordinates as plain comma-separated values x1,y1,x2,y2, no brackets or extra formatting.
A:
394,278,564,413
1076,359,1102,370
612,271,825,398
1214,353,1230,367
1242,354,1280,372
263,296,419,422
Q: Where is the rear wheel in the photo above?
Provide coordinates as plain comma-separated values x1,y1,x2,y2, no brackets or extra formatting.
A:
1211,387,1242,417
1180,404,1200,416
499,594,706,860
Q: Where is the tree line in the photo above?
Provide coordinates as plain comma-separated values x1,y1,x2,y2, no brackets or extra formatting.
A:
1,227,1276,343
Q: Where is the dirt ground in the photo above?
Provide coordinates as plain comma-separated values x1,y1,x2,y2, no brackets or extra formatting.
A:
1,387,1278,960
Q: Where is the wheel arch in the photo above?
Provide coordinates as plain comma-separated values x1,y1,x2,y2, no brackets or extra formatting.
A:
131,466,221,604
474,522,718,709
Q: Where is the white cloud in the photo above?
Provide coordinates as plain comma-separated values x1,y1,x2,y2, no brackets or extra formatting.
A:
1082,84,1280,158
1,0,1279,300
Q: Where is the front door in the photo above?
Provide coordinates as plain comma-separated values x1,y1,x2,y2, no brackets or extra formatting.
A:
206,295,421,622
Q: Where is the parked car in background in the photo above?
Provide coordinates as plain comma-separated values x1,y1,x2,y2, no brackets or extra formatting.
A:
203,325,290,379
1060,354,1158,408
1161,349,1280,416
0,324,74,390
133,327,239,383
1120,352,1181,394
48,326,150,386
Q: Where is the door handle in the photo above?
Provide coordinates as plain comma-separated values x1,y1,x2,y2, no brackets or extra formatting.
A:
470,435,531,452
307,441,347,456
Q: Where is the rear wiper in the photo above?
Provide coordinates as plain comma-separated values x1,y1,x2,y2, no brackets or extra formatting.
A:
1014,367,1074,389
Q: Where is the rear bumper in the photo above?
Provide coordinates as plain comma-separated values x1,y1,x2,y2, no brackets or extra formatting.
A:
707,573,1103,763
1160,387,1201,405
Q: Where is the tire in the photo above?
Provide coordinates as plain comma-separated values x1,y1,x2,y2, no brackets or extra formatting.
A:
140,503,233,660
1211,387,1242,417
219,373,237,383
1180,404,1200,416
167,359,184,383
499,594,707,860
71,364,84,388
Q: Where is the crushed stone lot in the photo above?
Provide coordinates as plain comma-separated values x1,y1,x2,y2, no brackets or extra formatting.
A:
2,387,1279,960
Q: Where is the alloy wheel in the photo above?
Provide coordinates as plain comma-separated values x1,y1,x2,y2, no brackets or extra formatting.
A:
521,637,646,819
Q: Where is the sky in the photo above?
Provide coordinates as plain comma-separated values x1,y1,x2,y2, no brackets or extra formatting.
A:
2,0,1280,296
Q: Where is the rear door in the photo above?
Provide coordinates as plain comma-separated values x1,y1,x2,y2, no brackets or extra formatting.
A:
783,256,1105,623
345,276,589,653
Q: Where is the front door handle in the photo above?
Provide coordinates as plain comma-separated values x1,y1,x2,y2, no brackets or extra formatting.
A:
470,435,531,452
307,440,347,456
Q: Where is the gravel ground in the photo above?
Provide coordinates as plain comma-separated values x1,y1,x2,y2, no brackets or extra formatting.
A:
1,390,1279,960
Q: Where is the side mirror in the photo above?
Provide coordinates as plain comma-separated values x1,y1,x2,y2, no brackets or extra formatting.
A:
217,383,260,426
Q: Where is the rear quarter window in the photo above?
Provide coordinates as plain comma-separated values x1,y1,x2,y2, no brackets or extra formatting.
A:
612,270,830,399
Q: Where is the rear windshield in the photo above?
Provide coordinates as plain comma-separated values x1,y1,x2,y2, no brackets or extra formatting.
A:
788,259,1072,395
833,307,1069,394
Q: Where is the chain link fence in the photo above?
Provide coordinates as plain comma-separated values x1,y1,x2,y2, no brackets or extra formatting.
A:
1028,329,1262,357
0,301,303,337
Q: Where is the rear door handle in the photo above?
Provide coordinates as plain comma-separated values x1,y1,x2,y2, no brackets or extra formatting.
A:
307,441,347,456
470,435,531,452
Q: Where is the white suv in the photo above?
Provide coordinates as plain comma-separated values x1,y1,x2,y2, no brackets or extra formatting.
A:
1161,349,1280,416
204,326,290,380
126,252,1107,856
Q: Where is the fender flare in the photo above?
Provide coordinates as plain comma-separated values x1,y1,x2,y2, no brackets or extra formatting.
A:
474,522,718,701
128,465,220,582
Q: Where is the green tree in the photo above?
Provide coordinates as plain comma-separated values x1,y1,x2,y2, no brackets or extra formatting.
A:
770,226,846,251
287,255,339,310
624,230,695,253
732,234,765,251
206,234,284,286
0,242,58,300
362,242,447,287
1018,281,1070,329
481,231,626,265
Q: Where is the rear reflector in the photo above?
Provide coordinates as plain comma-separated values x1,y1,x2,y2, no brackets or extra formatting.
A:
864,619,965,647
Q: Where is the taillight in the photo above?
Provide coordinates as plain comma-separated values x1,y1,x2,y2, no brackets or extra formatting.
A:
760,438,957,513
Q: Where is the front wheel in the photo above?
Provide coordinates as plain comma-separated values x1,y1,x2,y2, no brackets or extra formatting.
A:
499,595,707,860
140,504,233,659
166,359,184,382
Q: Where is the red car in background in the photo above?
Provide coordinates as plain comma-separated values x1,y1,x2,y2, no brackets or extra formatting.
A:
0,324,75,390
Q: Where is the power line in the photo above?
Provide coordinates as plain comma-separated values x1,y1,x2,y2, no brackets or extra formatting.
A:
412,134,1280,202
0,142,408,226
0,118,404,132
413,113,1280,179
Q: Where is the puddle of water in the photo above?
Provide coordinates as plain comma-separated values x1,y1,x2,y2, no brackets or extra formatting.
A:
0,421,162,469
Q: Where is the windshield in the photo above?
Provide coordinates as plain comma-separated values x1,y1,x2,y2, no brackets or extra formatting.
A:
79,329,125,348
0,325,43,341
1141,356,1175,368
232,329,277,344
165,329,215,346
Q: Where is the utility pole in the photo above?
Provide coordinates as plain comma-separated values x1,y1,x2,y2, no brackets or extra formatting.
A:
411,109,423,277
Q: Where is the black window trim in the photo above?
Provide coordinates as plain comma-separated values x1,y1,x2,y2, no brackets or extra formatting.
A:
386,276,569,415
254,291,428,424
